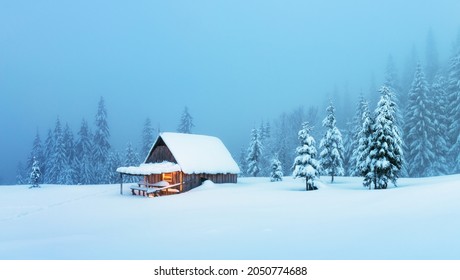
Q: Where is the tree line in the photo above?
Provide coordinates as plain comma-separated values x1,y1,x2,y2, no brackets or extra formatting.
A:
16,98,195,185
242,30,460,188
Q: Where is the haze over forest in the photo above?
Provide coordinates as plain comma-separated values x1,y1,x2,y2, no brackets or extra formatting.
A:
1,0,460,184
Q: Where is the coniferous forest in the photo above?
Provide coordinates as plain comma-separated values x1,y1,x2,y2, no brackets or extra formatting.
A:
16,30,460,188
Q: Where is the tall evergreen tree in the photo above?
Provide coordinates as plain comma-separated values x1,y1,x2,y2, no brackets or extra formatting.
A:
93,97,111,183
238,146,248,177
43,129,54,183
431,75,450,175
177,106,194,134
404,63,436,177
349,95,368,176
354,100,374,188
447,45,460,172
74,119,93,184
141,117,154,159
107,151,122,184
319,101,344,183
370,86,403,189
246,128,263,177
49,117,67,184
292,122,319,190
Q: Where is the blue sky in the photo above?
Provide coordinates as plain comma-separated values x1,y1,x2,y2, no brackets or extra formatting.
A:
1,0,459,183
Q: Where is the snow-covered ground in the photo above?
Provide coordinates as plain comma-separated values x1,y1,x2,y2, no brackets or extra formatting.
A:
1,175,459,260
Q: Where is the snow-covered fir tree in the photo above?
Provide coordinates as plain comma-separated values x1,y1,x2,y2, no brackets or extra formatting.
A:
354,100,374,188
319,101,344,183
141,117,154,158
93,97,111,184
430,74,450,175
246,128,263,177
269,155,283,182
48,117,67,184
238,146,248,177
124,142,140,183
30,157,41,188
447,45,460,172
292,122,319,190
62,123,76,184
348,95,368,176
107,151,122,184
27,130,45,180
43,129,54,183
404,63,436,177
74,119,93,184
370,86,404,189
177,106,194,134
16,162,27,184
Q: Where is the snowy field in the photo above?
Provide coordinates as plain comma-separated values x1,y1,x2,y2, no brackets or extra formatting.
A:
1,175,459,260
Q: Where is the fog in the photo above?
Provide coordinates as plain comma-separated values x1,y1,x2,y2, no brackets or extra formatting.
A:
1,0,459,184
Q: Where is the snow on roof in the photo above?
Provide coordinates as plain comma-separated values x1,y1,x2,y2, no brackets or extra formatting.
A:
149,132,241,174
116,161,181,175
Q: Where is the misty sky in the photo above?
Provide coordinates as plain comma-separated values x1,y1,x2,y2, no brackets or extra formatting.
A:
1,0,459,183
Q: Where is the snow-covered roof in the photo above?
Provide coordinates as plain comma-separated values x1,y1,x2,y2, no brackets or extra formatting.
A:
146,132,240,174
116,162,181,175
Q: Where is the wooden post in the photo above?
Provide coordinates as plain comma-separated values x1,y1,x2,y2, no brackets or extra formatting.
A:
120,173,123,195
180,172,183,192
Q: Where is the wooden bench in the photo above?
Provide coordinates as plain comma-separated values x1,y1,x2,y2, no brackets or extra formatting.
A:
130,182,181,197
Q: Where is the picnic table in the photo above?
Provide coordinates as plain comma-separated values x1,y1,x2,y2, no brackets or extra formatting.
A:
130,180,180,197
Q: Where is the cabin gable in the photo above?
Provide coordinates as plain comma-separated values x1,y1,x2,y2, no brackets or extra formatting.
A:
145,137,177,164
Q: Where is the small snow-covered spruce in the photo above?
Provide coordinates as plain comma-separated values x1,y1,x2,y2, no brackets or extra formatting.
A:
93,97,111,184
246,128,263,177
270,156,283,182
371,86,404,189
177,106,194,134
30,157,41,188
319,101,344,183
292,122,319,191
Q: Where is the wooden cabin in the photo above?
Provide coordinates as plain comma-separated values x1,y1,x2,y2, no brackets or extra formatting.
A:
117,132,240,197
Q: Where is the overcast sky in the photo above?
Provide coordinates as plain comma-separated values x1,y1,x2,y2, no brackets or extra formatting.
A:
1,0,459,183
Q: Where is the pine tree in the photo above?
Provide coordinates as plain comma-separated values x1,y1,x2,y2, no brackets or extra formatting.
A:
16,162,27,184
370,86,404,189
177,106,194,134
431,75,450,175
107,151,122,184
74,119,93,184
43,129,54,183
404,63,436,177
447,46,460,172
354,100,374,188
29,158,41,188
246,128,263,177
141,117,154,159
270,156,283,182
93,97,111,183
238,146,248,177
49,117,67,184
349,95,368,176
292,122,319,190
27,130,45,180
124,142,140,183
319,101,344,183
62,123,76,184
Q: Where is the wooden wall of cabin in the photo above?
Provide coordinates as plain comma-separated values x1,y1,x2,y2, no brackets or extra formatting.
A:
183,173,237,192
